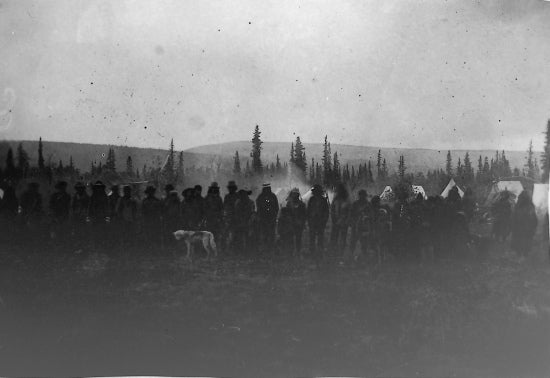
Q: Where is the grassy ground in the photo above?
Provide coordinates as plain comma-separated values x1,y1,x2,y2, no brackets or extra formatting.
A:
0,236,549,377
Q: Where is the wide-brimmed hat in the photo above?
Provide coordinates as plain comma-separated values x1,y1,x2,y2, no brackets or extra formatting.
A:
55,181,68,190
74,182,85,190
227,180,237,188
144,185,156,195
164,184,175,191
262,183,271,188
209,182,219,189
93,180,105,188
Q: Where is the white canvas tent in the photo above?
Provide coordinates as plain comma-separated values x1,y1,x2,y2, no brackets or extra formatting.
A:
440,178,464,198
412,185,427,200
532,183,548,216
380,186,394,201
484,180,524,206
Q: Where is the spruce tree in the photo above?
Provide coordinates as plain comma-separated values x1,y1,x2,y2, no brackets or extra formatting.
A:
289,142,295,164
525,139,536,179
105,147,116,171
398,155,406,181
38,137,45,172
5,148,16,179
322,135,332,185
233,151,241,174
463,152,473,184
164,139,175,183
382,158,388,179
376,149,382,178
250,125,263,174
445,150,453,177
332,152,340,184
176,151,184,184
275,154,281,174
126,156,134,176
16,143,29,178
293,136,307,176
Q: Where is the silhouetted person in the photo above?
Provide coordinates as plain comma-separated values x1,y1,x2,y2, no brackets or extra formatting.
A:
193,184,206,228
256,183,279,252
0,181,19,242
163,190,181,235
108,185,121,221
204,182,224,249
71,182,90,251
492,190,512,242
20,182,43,233
116,185,138,249
349,189,372,257
234,188,255,254
88,181,109,250
223,181,239,252
307,184,329,260
511,190,538,258
282,188,306,255
330,183,351,253
49,181,71,245
462,187,476,222
142,185,162,248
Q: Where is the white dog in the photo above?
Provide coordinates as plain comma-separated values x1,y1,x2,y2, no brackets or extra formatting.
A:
173,230,217,261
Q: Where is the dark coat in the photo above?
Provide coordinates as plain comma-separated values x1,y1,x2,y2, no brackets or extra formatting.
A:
307,194,329,228
256,189,279,222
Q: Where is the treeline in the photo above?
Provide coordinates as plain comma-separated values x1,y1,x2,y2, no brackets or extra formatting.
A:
1,121,549,196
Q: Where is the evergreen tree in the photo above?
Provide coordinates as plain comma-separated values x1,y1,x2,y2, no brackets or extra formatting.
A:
476,155,483,182
333,152,340,183
483,156,490,182
542,119,550,182
456,157,463,181
315,163,322,183
69,156,74,172
525,139,536,179
233,151,241,174
176,151,184,184
310,158,315,182
16,143,30,178
381,158,388,179
142,164,147,180
136,169,140,179
501,150,512,177
376,149,382,178
275,154,281,174
164,139,175,182
5,148,16,179
244,160,252,177
322,135,332,185
38,137,45,172
398,155,406,181
105,147,116,171
445,150,453,177
293,136,307,176
463,152,474,184
289,142,295,164
250,125,263,173
367,160,374,183
126,156,134,176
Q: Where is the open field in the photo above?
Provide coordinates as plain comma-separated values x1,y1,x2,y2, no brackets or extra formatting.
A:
0,237,549,377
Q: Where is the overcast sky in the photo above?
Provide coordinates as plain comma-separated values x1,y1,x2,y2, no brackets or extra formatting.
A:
0,0,549,151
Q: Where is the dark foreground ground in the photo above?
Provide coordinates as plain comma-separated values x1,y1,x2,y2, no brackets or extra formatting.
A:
1,236,549,377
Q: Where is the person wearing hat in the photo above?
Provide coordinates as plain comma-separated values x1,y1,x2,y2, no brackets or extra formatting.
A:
349,189,372,258
234,187,255,253
222,181,239,252
48,181,71,245
307,184,330,259
192,184,206,229
115,185,138,248
330,183,352,254
142,186,162,248
20,182,43,231
256,183,279,253
281,188,306,255
163,189,181,243
71,182,90,250
491,189,513,242
204,182,224,248
88,180,109,250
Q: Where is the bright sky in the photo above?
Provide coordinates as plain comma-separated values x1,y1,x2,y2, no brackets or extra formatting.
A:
0,0,549,151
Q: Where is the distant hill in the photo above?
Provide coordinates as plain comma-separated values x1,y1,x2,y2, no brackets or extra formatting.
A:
185,141,532,174
0,139,534,174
